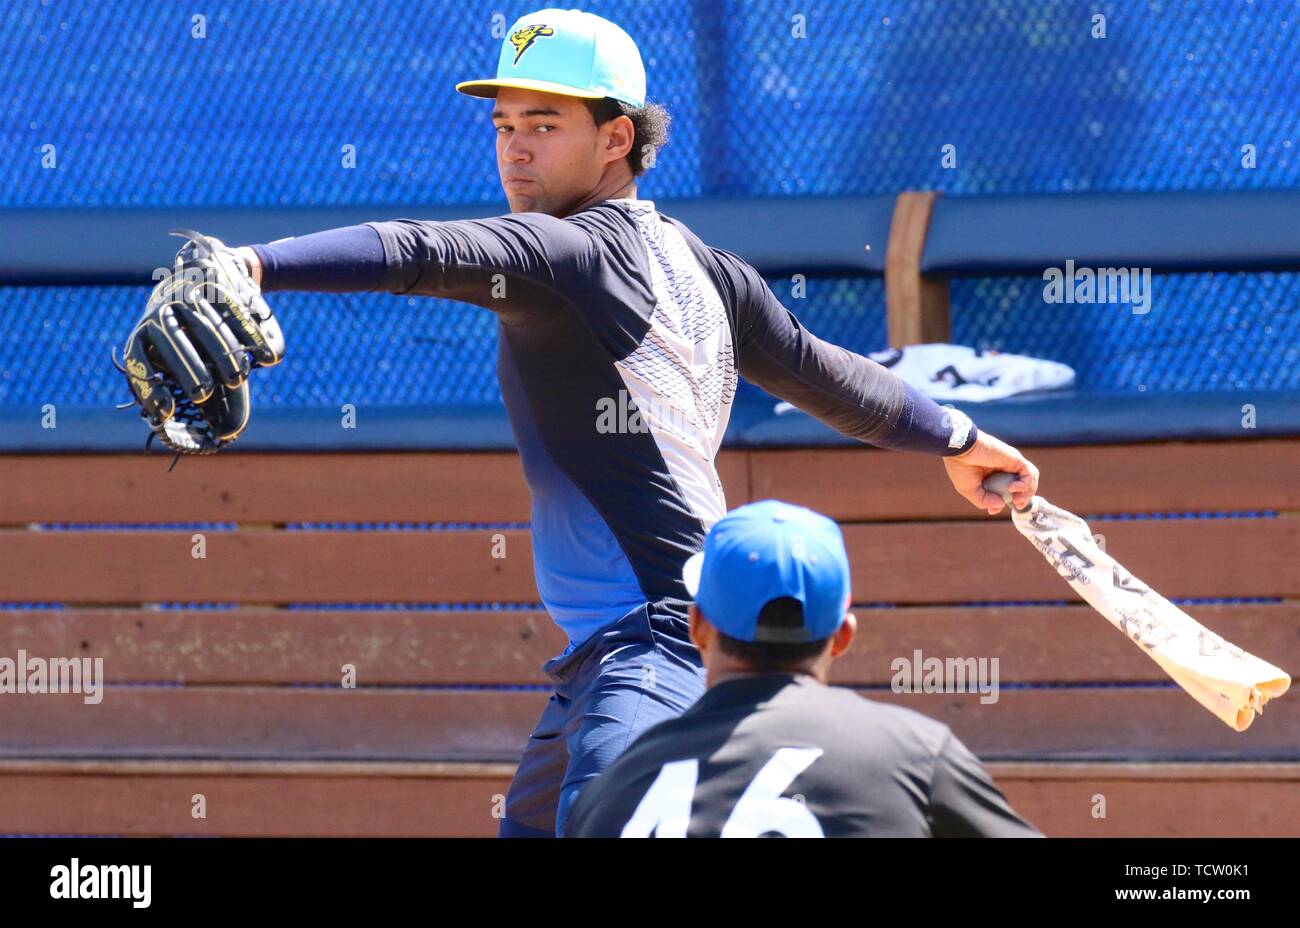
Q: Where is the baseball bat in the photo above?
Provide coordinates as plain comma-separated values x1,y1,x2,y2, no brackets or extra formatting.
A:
982,472,1290,731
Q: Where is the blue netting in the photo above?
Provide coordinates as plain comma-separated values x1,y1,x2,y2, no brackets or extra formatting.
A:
950,271,1300,392
0,277,885,406
2,1,1298,409
2,0,1297,206
3,269,1298,406
0,0,703,206
721,0,1300,196
0,286,502,406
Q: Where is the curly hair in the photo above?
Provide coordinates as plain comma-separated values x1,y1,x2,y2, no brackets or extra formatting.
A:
584,97,672,177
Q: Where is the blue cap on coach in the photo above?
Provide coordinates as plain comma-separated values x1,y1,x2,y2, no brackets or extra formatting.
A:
682,500,852,644
455,8,647,106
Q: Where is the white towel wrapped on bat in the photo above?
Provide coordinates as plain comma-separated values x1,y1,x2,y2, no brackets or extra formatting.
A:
1009,495,1290,732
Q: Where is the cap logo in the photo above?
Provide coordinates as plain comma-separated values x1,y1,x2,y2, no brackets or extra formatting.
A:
509,24,555,65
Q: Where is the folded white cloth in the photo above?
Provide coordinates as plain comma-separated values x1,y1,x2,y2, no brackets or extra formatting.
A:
867,343,1075,402
775,344,1074,414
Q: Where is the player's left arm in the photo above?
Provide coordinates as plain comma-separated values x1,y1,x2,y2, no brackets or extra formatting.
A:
235,212,596,314
927,730,1045,838
716,248,1038,513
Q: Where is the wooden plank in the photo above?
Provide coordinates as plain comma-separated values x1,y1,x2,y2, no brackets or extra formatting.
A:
0,763,512,837
2,518,1292,604
0,529,539,603
0,686,1295,762
0,450,751,524
836,517,1298,602
3,603,1291,687
829,602,1300,685
885,191,951,346
865,688,1300,760
991,764,1300,837
0,759,520,777
717,451,751,507
0,608,567,685
0,689,543,760
989,761,1300,779
0,759,1293,837
0,453,531,524
750,440,1300,521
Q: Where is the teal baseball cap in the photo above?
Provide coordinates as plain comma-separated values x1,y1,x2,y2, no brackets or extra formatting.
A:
456,8,646,106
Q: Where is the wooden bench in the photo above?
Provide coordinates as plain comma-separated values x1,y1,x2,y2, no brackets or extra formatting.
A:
0,440,1296,836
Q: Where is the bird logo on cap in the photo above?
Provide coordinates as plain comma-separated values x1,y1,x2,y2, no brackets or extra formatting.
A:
510,24,555,64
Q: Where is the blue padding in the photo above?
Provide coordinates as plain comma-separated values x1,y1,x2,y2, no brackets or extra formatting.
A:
661,196,893,275
0,205,496,286
0,397,775,453
0,404,516,453
2,391,1295,453
0,196,893,285
736,390,1300,448
923,190,1300,276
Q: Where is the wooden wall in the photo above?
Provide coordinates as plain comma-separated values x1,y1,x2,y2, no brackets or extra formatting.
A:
0,439,1296,835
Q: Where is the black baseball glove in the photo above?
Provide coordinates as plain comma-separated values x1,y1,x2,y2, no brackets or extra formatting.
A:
114,229,284,460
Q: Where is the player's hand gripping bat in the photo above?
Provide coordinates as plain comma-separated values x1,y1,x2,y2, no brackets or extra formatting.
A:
982,472,1290,731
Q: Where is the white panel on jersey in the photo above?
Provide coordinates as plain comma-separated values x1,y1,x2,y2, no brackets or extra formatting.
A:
613,200,737,530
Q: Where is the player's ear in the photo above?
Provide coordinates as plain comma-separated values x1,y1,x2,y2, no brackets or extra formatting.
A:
602,114,634,165
687,603,710,653
829,612,856,659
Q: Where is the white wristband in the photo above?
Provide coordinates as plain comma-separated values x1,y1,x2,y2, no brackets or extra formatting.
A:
942,405,974,452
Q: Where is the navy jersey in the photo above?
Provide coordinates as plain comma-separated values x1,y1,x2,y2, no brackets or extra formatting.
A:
257,198,977,645
565,673,1043,838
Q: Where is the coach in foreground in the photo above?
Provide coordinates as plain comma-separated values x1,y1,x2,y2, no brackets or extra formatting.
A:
566,500,1043,838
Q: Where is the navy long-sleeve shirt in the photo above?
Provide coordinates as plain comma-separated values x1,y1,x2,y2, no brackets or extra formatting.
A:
252,198,977,646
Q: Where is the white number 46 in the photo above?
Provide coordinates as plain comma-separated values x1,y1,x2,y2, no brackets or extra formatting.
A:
620,747,825,838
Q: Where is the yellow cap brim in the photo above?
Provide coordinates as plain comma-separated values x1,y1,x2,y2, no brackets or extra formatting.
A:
455,77,609,100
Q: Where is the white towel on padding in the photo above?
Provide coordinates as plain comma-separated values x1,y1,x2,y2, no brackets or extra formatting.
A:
775,344,1074,414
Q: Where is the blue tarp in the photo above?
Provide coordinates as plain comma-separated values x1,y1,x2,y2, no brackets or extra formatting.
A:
3,390,1294,453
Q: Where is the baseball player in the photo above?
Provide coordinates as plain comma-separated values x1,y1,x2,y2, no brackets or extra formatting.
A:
565,500,1044,838
119,8,1039,837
